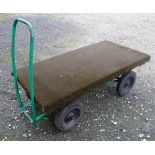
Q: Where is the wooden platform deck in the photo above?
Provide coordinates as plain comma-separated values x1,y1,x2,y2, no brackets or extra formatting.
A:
17,41,150,113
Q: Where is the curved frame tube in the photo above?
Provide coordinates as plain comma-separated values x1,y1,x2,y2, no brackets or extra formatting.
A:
11,18,36,123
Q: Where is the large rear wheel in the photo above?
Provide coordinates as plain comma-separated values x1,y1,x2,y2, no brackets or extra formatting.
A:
54,100,83,132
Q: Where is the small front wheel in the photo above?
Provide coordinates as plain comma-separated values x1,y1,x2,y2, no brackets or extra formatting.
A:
54,100,83,132
116,71,136,96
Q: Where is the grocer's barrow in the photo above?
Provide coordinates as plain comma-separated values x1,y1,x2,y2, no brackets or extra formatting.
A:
11,18,150,131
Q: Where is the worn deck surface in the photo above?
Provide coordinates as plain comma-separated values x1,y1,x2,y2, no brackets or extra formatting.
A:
17,41,150,113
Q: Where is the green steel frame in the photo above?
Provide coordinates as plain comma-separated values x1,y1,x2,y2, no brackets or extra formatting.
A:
11,18,116,125
11,18,46,124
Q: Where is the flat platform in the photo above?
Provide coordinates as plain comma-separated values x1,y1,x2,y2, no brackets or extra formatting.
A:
17,41,150,113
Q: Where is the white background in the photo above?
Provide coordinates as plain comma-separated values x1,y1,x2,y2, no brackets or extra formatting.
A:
0,0,155,13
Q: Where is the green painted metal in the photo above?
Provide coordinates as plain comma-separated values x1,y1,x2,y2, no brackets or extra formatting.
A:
36,113,47,122
11,18,46,124
20,102,31,111
21,109,34,123
107,80,116,87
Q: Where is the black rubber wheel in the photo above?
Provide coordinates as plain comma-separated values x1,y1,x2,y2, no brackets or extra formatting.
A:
116,71,136,96
54,100,83,132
